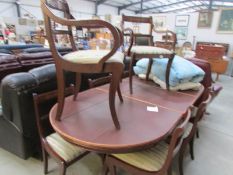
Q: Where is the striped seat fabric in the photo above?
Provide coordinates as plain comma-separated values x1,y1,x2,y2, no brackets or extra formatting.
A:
63,50,124,64
112,141,168,172
0,99,2,116
131,46,172,55
46,133,85,162
183,122,193,138
191,106,198,117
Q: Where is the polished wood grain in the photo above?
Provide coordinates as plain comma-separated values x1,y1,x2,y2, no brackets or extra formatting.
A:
49,78,204,154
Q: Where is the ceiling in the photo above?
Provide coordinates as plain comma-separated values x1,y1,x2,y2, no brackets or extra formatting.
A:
88,0,233,14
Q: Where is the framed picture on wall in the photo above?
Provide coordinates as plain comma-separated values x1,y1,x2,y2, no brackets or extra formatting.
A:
175,27,188,40
175,15,189,27
198,11,213,28
18,18,27,26
153,16,166,30
217,8,233,33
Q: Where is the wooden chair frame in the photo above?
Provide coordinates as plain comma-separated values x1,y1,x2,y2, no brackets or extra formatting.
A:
179,94,212,175
154,30,177,51
41,0,124,129
33,86,89,175
104,108,191,175
121,15,175,93
122,14,154,46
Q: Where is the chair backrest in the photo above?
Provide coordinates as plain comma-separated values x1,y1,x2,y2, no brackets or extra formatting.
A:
122,15,153,46
194,94,212,123
42,0,77,52
160,108,191,173
41,0,121,70
154,30,177,51
33,86,74,139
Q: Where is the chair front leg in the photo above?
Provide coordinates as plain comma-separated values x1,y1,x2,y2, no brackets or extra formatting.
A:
60,162,67,175
109,164,117,175
56,68,66,121
189,137,195,160
42,149,48,174
73,72,81,100
101,157,109,175
117,85,123,103
146,58,153,81
109,65,123,129
179,138,189,175
165,55,175,90
129,53,136,94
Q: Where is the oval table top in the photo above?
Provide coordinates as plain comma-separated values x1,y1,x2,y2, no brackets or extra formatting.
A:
50,78,204,153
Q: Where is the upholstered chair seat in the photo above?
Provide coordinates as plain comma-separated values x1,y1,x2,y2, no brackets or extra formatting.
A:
130,46,172,55
0,101,2,116
183,122,193,138
112,141,168,172
46,133,85,162
63,50,124,64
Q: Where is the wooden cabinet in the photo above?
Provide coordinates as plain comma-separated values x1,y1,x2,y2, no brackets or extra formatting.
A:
196,44,229,80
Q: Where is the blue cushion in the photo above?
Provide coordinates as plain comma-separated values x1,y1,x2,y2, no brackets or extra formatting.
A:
134,55,205,87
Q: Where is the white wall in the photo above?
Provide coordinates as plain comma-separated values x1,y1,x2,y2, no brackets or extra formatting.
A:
151,11,233,56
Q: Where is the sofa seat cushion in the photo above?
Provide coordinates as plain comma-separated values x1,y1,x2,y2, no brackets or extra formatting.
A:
17,52,54,68
0,55,19,65
131,46,172,55
46,133,85,162
63,50,124,64
112,141,168,172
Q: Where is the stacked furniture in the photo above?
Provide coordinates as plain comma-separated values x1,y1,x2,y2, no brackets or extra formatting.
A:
196,42,229,80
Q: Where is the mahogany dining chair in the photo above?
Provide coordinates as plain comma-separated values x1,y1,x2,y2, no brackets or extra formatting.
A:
104,108,191,175
41,0,125,129
179,94,212,175
121,15,175,93
33,86,89,175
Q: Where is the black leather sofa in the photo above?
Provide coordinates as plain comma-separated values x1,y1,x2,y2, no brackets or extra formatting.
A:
0,47,73,82
0,56,130,159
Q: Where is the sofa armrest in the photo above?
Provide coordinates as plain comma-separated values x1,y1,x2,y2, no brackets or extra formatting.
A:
0,64,58,138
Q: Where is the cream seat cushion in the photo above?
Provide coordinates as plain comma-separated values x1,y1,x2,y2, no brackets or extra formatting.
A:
131,46,172,55
112,142,168,172
46,133,85,162
63,50,124,64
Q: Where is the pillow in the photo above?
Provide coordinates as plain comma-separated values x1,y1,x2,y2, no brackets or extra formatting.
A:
150,75,201,91
137,74,201,91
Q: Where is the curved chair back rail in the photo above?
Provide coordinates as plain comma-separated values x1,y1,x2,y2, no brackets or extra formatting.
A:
41,0,121,69
153,30,177,51
122,15,154,46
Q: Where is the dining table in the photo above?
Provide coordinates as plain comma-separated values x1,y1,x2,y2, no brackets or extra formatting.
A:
49,78,204,154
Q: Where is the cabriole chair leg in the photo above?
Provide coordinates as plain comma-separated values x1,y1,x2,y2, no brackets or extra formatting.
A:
109,66,124,129
73,72,81,100
189,137,195,160
56,69,65,121
42,149,48,174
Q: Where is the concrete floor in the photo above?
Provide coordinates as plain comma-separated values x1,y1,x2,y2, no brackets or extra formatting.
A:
0,75,233,175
